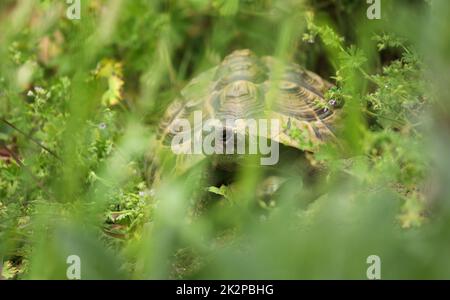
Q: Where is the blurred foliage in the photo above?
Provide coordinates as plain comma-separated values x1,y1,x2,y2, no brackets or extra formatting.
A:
0,0,449,279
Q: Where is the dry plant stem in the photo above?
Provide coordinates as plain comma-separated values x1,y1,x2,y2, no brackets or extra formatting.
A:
1,118,60,160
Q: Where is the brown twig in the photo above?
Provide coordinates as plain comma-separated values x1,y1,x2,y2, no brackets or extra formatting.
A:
1,118,60,160
3,146,55,200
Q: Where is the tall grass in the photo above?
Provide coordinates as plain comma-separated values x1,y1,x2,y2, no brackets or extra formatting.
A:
0,0,449,279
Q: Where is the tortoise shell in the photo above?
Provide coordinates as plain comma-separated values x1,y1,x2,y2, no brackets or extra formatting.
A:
159,49,342,153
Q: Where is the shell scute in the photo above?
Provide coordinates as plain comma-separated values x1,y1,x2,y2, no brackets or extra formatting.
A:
159,49,342,151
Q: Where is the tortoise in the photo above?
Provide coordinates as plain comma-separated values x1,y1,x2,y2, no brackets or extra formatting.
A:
153,49,343,197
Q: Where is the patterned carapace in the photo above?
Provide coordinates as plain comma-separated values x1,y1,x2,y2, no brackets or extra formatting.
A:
159,49,342,152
